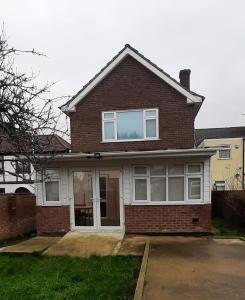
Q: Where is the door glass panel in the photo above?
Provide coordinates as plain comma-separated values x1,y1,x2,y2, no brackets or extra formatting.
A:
99,170,120,227
73,171,94,226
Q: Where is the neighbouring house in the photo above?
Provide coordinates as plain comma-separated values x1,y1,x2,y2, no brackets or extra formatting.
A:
196,127,245,191
35,44,216,235
0,134,70,194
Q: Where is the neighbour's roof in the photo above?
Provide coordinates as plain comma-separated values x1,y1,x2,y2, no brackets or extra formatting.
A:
0,133,70,155
195,127,245,145
60,44,204,114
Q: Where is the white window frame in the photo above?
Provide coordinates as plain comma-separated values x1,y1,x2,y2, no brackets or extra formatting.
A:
186,164,203,201
132,163,203,205
102,108,159,142
214,181,226,191
43,169,61,205
218,145,231,160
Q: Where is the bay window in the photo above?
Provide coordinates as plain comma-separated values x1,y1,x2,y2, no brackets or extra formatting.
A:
102,109,159,142
133,163,203,203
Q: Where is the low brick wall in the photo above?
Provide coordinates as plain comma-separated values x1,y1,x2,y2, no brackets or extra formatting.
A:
212,191,245,229
0,194,36,241
125,204,211,234
36,206,70,235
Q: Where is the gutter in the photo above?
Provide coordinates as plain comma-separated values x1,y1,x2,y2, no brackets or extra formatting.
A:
37,148,217,161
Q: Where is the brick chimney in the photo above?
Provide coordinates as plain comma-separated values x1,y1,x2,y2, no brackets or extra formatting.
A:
179,69,191,90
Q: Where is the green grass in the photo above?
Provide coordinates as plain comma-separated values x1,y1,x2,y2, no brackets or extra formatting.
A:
212,217,245,237
0,254,140,300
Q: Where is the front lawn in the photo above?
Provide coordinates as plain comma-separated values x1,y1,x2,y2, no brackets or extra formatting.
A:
212,217,245,237
0,254,140,300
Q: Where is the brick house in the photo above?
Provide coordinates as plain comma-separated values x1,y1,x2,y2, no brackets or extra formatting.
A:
0,134,70,194
36,44,215,235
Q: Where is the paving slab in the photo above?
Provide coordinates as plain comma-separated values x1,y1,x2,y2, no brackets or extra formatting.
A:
0,237,61,254
143,236,245,300
44,232,123,257
118,235,149,256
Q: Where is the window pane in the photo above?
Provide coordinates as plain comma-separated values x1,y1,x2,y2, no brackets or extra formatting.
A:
151,177,166,201
145,110,157,117
45,169,59,179
104,122,114,140
134,166,147,175
188,178,201,199
219,149,230,159
168,165,184,175
104,112,114,119
146,119,157,138
188,164,201,174
45,181,59,201
117,111,143,140
135,179,147,200
168,177,184,201
150,165,166,176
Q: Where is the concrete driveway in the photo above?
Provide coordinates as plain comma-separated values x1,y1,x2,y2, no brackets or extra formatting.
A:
143,237,245,300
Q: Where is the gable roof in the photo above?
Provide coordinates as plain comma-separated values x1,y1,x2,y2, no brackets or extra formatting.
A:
0,133,70,155
195,126,245,145
60,44,204,114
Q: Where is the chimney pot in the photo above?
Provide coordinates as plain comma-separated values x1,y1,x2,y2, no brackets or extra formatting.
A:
179,69,191,90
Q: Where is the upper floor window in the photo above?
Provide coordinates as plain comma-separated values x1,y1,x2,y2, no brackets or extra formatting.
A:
102,109,159,142
218,145,230,159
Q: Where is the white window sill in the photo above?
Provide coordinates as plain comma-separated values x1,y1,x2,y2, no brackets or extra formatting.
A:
131,201,205,206
42,202,62,207
101,138,161,143
218,158,231,160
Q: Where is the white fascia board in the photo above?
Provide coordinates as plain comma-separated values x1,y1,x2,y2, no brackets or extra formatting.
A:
63,48,202,113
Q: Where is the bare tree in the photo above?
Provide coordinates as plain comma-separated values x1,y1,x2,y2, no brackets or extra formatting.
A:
224,166,243,190
0,30,69,179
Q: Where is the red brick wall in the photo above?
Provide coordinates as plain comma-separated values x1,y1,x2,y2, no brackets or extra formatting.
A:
36,206,70,235
125,204,211,233
70,56,196,152
0,194,36,241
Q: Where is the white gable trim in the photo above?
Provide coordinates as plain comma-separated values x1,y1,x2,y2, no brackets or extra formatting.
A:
61,47,203,113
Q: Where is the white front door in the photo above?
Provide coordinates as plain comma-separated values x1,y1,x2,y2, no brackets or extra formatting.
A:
70,168,124,232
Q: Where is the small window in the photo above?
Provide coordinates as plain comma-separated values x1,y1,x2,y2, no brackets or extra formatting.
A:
45,181,59,202
150,165,166,176
134,166,148,175
214,181,225,191
218,147,230,159
0,188,5,193
168,164,184,175
188,178,201,200
134,178,148,201
45,169,59,179
187,164,201,174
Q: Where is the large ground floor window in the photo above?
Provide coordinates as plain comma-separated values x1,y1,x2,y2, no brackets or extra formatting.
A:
133,163,203,204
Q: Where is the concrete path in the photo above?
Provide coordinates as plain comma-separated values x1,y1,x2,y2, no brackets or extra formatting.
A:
143,236,245,300
0,237,61,254
44,232,123,257
118,235,148,256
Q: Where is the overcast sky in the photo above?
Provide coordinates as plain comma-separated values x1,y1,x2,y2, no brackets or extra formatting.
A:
1,0,245,129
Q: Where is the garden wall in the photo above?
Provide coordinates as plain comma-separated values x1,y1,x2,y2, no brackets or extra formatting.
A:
212,191,245,229
0,194,36,241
